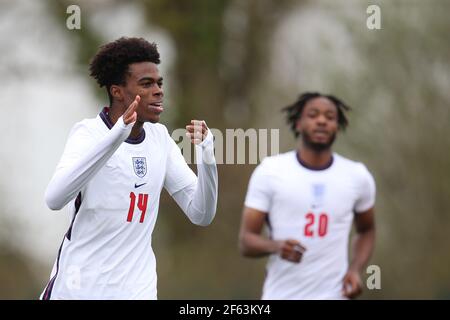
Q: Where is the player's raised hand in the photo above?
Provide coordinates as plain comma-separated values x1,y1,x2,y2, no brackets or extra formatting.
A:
278,239,306,263
342,270,363,299
123,95,140,125
186,120,208,145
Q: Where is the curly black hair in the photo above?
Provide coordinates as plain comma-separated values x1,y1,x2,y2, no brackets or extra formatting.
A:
89,37,160,105
282,92,351,137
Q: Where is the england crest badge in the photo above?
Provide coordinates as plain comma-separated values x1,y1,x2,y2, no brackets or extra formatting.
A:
132,157,147,178
311,183,325,209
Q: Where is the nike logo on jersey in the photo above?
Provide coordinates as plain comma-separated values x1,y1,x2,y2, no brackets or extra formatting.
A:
134,183,147,188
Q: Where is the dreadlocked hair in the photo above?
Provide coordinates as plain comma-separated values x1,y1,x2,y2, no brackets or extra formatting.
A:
282,92,351,137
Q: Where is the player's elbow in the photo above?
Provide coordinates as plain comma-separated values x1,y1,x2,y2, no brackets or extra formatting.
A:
190,210,216,227
195,220,212,227
46,198,63,211
238,234,251,257
44,188,64,211
194,213,215,227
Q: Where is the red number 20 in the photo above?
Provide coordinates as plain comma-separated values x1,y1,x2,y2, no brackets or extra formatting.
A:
304,212,328,237
127,192,149,223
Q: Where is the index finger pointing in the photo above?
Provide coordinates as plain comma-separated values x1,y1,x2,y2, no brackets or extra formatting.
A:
133,95,140,107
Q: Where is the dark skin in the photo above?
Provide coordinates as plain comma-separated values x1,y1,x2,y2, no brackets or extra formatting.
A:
108,62,208,142
239,97,375,299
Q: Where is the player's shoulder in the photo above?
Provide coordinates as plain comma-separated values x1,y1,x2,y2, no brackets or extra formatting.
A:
68,115,103,137
143,122,170,140
78,116,101,129
333,153,372,177
143,122,168,133
144,121,168,132
257,150,296,171
143,122,174,148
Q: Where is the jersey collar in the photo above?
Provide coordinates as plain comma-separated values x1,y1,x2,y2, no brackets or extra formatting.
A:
296,151,334,171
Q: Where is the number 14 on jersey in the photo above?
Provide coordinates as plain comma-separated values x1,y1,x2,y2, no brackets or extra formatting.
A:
127,192,149,223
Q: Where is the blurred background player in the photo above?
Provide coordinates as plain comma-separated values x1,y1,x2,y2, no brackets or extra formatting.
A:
239,92,376,299
41,37,218,299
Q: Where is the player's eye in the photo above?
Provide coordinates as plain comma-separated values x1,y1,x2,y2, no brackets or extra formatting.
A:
307,111,318,118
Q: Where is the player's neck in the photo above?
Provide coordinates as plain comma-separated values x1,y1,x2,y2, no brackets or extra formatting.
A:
108,103,124,126
130,121,144,139
297,145,333,170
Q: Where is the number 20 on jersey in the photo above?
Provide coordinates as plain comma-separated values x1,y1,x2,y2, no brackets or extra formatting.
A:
304,212,328,237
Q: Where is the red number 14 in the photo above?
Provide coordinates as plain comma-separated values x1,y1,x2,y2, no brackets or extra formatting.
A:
127,192,149,223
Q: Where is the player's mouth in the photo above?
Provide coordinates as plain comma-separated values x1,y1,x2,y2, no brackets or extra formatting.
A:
311,129,330,141
148,101,164,114
312,129,329,137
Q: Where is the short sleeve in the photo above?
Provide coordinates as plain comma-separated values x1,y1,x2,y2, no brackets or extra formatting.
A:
354,164,376,213
244,159,275,213
164,130,197,196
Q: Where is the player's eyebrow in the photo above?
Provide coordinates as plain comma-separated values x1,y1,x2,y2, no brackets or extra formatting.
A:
306,106,319,113
138,76,163,83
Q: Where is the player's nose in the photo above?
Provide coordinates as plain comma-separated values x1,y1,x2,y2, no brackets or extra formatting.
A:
153,88,163,98
315,114,328,125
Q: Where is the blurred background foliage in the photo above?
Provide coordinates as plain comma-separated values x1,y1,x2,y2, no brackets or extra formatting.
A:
0,0,449,299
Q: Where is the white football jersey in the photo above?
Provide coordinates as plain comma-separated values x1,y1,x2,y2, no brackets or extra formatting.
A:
244,151,376,300
41,108,216,300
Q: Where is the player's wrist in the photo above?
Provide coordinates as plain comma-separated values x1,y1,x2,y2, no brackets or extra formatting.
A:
195,129,216,165
197,128,213,148
348,265,362,274
116,116,132,128
270,240,282,254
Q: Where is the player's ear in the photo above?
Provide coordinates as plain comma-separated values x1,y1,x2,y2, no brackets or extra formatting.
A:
295,118,302,134
110,85,124,103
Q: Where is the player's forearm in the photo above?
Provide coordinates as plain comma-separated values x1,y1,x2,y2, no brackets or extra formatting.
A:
45,117,132,210
172,131,218,226
239,233,280,257
349,228,375,273
188,131,218,226
187,166,218,226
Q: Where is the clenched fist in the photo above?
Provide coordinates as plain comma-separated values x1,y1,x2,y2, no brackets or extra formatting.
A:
186,120,208,145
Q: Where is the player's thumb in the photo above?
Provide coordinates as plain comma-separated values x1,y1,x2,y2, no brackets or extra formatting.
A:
342,275,352,296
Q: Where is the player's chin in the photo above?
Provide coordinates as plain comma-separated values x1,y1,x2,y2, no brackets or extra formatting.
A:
306,133,328,144
312,137,332,146
148,115,161,123
308,133,336,148
308,140,333,152
139,112,162,123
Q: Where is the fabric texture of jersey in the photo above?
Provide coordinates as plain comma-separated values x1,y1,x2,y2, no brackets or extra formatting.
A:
42,109,217,300
244,151,376,300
